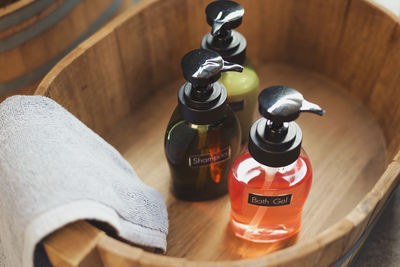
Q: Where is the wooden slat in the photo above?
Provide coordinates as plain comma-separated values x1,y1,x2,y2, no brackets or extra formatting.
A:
0,0,34,17
44,221,105,267
329,0,398,103
37,29,131,136
0,0,113,83
112,0,164,109
97,236,143,267
285,0,350,72
113,0,209,108
368,24,400,160
0,0,61,39
239,0,293,64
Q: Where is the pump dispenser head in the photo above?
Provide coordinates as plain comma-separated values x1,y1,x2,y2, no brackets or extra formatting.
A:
206,0,244,37
181,49,243,88
178,49,243,125
248,86,324,167
201,0,247,65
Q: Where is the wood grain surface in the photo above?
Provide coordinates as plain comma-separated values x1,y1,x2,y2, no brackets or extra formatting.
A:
36,0,400,266
0,0,111,81
100,63,386,260
42,63,395,266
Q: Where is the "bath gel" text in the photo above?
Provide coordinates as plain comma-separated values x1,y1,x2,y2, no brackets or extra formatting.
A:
248,193,292,206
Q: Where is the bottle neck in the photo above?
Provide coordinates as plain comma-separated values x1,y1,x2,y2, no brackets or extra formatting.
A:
211,29,233,47
201,31,247,65
260,158,297,173
178,82,228,125
190,84,213,102
264,120,289,142
248,118,303,167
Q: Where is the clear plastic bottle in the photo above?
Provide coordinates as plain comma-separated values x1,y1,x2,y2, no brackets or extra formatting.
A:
201,1,259,144
166,107,240,201
229,148,312,242
228,86,324,242
164,49,242,201
219,59,259,145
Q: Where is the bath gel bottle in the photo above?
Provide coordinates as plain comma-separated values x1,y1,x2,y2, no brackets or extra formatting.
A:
165,49,242,201
201,0,259,145
228,86,324,242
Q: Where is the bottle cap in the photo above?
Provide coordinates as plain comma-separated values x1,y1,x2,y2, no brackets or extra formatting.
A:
178,49,243,125
248,86,324,167
201,0,247,65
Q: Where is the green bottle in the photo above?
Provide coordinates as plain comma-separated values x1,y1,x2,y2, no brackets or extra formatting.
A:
165,49,242,201
201,0,259,145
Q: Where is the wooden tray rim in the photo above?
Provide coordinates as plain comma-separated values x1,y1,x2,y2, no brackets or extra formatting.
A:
0,0,36,18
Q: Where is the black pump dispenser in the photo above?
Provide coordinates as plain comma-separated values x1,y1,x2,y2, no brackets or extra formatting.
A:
248,86,325,167
178,49,243,125
201,0,246,65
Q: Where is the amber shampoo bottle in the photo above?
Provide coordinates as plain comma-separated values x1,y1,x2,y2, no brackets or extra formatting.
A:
228,86,324,242
201,0,259,145
165,49,242,201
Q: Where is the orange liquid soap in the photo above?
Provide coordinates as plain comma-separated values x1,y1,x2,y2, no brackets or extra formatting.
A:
228,85,324,243
229,150,312,242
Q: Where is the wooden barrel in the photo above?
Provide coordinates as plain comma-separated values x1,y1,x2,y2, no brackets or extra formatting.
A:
36,0,400,266
0,0,127,100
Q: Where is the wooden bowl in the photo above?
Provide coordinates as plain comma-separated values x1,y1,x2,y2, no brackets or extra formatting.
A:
36,0,400,266
0,0,130,100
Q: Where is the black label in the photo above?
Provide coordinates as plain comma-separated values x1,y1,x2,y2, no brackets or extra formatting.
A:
248,193,292,206
229,99,245,112
188,147,231,167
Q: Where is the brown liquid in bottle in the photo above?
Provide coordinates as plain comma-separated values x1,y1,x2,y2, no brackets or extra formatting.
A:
165,108,240,201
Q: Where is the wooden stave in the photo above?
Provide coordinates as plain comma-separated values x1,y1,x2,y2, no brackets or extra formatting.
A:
0,0,123,98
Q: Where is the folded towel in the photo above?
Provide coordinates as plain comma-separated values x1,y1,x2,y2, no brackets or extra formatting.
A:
0,96,168,267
